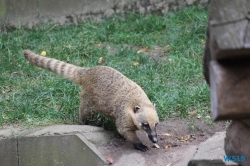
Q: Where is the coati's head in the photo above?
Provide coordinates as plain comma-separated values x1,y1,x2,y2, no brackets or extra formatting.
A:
131,104,159,143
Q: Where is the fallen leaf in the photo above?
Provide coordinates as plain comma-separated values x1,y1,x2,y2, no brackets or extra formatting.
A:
2,86,11,93
41,51,46,56
189,111,196,115
154,46,161,50
132,62,139,66
166,164,171,166
11,70,24,77
184,135,190,141
98,57,105,64
3,86,10,89
2,113,8,120
106,157,113,164
95,43,100,46
177,135,183,140
165,145,171,149
152,143,160,149
206,115,211,119
196,114,201,119
168,58,173,62
161,133,173,137
137,46,149,54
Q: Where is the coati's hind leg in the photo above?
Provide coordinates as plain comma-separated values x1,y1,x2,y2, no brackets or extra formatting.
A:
117,126,149,152
79,93,93,125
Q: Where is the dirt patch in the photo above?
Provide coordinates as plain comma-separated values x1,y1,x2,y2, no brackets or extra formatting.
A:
98,118,228,166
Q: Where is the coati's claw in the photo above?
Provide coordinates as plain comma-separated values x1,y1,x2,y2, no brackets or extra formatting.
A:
134,142,149,152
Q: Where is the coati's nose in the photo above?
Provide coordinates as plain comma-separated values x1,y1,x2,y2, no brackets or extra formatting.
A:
152,136,158,143
149,135,158,143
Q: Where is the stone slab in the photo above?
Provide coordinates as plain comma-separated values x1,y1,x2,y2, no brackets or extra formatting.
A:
0,138,18,166
225,120,250,166
18,134,108,166
193,132,237,165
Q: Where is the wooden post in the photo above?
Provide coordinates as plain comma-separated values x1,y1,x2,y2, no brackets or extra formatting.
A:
204,0,250,120
204,1,250,165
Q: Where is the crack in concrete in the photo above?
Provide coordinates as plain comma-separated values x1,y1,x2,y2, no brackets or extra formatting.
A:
210,17,246,27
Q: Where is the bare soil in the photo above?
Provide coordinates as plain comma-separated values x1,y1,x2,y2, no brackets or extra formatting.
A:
98,118,228,166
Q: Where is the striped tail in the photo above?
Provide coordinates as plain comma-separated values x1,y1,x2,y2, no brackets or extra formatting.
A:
23,50,84,84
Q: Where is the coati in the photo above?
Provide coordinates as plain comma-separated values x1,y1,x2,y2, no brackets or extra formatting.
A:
23,50,159,151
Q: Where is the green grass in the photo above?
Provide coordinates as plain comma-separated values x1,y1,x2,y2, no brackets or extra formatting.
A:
0,5,210,127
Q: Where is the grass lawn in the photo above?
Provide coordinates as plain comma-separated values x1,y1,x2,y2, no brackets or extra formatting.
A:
0,5,210,128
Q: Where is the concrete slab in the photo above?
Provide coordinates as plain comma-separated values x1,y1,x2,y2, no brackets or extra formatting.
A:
0,138,18,166
0,125,235,166
0,125,113,166
18,135,108,166
173,145,198,166
193,132,226,160
0,125,113,146
193,132,237,165
114,153,146,166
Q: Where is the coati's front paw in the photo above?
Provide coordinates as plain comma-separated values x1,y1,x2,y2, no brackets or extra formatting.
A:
134,142,149,152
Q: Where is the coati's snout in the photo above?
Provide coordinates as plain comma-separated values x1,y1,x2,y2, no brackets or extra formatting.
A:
148,133,158,143
141,122,158,143
133,105,159,143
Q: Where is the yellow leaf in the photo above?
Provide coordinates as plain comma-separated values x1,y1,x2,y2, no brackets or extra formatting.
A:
132,62,139,66
184,135,190,141
98,57,105,64
162,133,173,137
41,51,46,56
178,135,183,139
189,111,196,115
2,113,8,119
137,46,149,54
95,43,102,47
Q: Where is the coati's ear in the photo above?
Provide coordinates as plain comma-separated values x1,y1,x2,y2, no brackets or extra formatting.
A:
153,103,156,109
134,106,141,113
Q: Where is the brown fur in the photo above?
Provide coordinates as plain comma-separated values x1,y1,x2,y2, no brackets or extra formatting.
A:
23,50,159,151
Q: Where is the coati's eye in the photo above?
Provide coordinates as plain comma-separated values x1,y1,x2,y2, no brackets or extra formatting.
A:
134,106,141,113
142,123,149,129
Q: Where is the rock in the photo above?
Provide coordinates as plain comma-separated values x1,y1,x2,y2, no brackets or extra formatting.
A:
186,0,197,5
224,120,250,166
